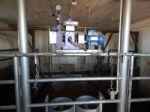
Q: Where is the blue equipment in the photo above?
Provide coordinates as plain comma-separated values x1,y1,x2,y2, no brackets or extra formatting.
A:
86,30,105,46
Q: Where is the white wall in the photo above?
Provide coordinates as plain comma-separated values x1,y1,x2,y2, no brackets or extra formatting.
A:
0,31,32,69
0,31,18,69
105,33,135,52
138,27,150,96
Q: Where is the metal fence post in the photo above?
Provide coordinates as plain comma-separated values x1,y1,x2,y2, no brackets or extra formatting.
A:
14,57,20,112
118,0,132,112
127,56,135,112
17,0,31,111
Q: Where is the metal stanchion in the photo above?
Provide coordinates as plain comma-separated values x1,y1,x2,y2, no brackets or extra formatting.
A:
17,0,31,111
127,56,134,112
14,57,21,112
118,0,132,112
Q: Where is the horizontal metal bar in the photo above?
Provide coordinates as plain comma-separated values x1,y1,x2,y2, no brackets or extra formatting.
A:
131,98,150,102
0,52,118,58
132,77,150,80
1,52,150,58
0,105,16,110
1,77,150,85
126,53,150,57
0,52,56,58
0,80,15,84
29,100,120,108
29,77,122,83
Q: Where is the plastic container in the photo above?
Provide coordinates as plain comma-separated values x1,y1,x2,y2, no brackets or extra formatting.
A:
75,95,99,112
49,97,74,112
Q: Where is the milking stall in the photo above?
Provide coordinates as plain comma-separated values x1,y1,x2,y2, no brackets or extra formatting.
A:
0,0,150,112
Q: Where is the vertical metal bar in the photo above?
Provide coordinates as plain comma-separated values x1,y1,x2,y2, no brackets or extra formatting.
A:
56,14,61,49
98,92,103,112
45,95,49,112
128,56,134,112
17,0,31,112
99,97,103,112
118,0,132,112
14,57,20,112
116,0,123,95
73,104,76,112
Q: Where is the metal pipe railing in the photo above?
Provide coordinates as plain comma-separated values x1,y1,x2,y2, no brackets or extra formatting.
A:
29,77,122,83
0,105,16,110
0,80,15,84
0,52,118,57
118,0,132,112
0,0,148,112
17,0,31,111
2,76,150,84
14,57,20,112
132,77,150,80
29,100,120,108
127,56,134,112
1,55,150,111
1,97,150,110
1,52,150,58
131,98,150,102
116,0,123,96
2,76,150,85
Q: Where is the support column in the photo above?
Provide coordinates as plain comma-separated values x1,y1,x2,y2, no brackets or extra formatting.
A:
17,0,31,112
118,0,132,112
14,57,20,112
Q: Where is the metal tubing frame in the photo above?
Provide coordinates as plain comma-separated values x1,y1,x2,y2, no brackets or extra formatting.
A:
29,99,120,108
29,77,121,83
1,0,150,111
1,97,150,110
127,56,134,112
45,95,49,112
17,0,31,112
1,54,150,111
0,57,20,111
0,80,15,84
131,98,150,102
116,0,123,95
14,57,20,112
132,77,150,80
2,52,150,58
0,52,118,57
118,0,132,112
2,76,150,85
0,105,16,110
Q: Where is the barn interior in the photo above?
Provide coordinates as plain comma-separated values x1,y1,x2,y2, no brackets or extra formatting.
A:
0,0,150,112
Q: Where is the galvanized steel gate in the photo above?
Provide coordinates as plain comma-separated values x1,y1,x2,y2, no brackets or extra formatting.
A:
0,0,150,112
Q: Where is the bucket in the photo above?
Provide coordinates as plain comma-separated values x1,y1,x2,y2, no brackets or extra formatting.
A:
49,97,74,112
75,95,99,112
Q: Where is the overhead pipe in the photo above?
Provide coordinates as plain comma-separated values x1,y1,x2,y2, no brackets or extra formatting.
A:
17,0,31,112
118,0,132,112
